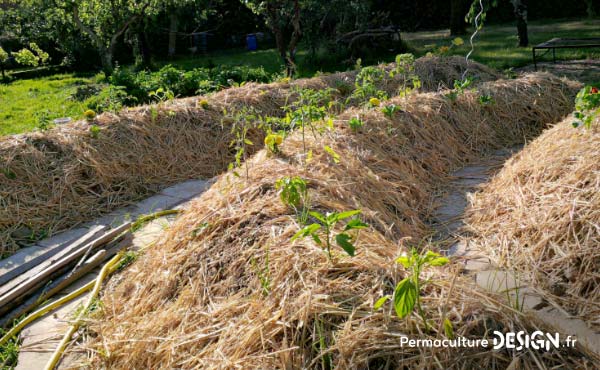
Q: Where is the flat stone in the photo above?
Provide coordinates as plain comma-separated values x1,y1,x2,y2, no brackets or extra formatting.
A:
37,227,90,248
132,193,182,216
160,179,209,200
86,205,136,229
435,192,468,219
476,269,524,293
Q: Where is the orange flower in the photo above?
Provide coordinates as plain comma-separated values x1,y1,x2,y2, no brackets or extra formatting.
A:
591,87,599,94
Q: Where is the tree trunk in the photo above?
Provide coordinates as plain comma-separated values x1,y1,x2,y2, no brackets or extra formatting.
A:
168,13,178,57
512,0,529,47
138,31,152,67
450,0,467,36
585,0,596,18
99,49,114,76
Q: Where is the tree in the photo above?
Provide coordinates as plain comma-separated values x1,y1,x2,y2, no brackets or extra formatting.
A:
50,0,159,75
244,0,302,76
0,46,8,79
511,0,528,47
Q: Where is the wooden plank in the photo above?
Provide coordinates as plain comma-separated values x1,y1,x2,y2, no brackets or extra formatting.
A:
0,234,133,329
0,226,106,288
0,222,131,314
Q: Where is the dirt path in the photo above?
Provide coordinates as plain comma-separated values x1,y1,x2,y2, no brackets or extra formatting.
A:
430,148,600,358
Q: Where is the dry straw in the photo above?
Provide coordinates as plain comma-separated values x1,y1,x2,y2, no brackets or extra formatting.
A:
465,118,600,330
0,56,499,257
72,74,594,368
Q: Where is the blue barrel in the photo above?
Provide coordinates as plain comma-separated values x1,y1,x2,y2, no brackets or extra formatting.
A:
246,34,258,51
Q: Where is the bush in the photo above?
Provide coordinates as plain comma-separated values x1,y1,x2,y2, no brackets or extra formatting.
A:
108,64,274,105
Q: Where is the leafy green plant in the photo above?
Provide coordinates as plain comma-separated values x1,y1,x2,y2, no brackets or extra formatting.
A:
572,86,600,128
0,328,19,368
445,77,474,101
35,110,52,131
350,66,388,105
223,107,261,181
282,87,333,159
11,42,49,67
148,87,175,104
292,209,368,261
478,94,494,106
348,116,364,131
375,249,449,331
381,104,401,118
275,176,309,223
89,124,101,138
390,53,421,101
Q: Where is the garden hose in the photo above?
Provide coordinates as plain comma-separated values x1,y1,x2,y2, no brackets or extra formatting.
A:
43,250,125,370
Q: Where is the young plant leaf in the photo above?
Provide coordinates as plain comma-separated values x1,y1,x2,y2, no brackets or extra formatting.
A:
323,145,340,163
374,295,391,310
309,211,327,223
344,218,368,230
395,255,411,269
335,233,355,256
336,210,361,220
291,223,321,241
393,277,417,319
443,318,454,339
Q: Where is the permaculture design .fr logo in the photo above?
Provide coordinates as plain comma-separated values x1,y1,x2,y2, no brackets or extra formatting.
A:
400,331,577,350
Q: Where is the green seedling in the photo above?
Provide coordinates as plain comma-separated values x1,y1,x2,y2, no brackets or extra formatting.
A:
275,176,310,224
223,106,261,181
250,247,271,296
375,249,449,332
292,209,368,261
381,104,401,118
348,117,364,131
478,94,494,106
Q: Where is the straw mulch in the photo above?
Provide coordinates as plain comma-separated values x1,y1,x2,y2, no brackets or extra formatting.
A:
0,56,500,257
73,74,593,369
464,118,600,330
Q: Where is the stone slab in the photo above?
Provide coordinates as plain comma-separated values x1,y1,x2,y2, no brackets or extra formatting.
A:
160,179,209,200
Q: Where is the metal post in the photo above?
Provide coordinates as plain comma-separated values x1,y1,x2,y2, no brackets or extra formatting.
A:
553,48,556,63
533,48,537,71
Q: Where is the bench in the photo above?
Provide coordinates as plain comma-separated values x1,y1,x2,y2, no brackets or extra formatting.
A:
532,37,600,70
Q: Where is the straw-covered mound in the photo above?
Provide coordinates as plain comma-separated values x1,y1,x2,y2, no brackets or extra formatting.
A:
0,56,499,256
73,74,592,369
464,118,600,330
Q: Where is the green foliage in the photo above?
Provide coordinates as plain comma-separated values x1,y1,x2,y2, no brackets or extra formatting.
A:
89,124,101,138
292,209,368,261
148,87,175,103
84,85,133,114
276,176,309,223
445,77,473,101
35,110,53,131
348,116,364,131
572,86,600,128
390,53,421,100
323,145,340,164
224,106,261,181
375,249,449,331
110,64,272,104
0,328,19,368
282,87,333,159
0,46,8,63
478,94,494,106
350,65,388,104
381,103,400,118
12,43,49,67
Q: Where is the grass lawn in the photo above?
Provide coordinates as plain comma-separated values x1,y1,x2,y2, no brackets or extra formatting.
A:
0,73,105,136
404,18,600,70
